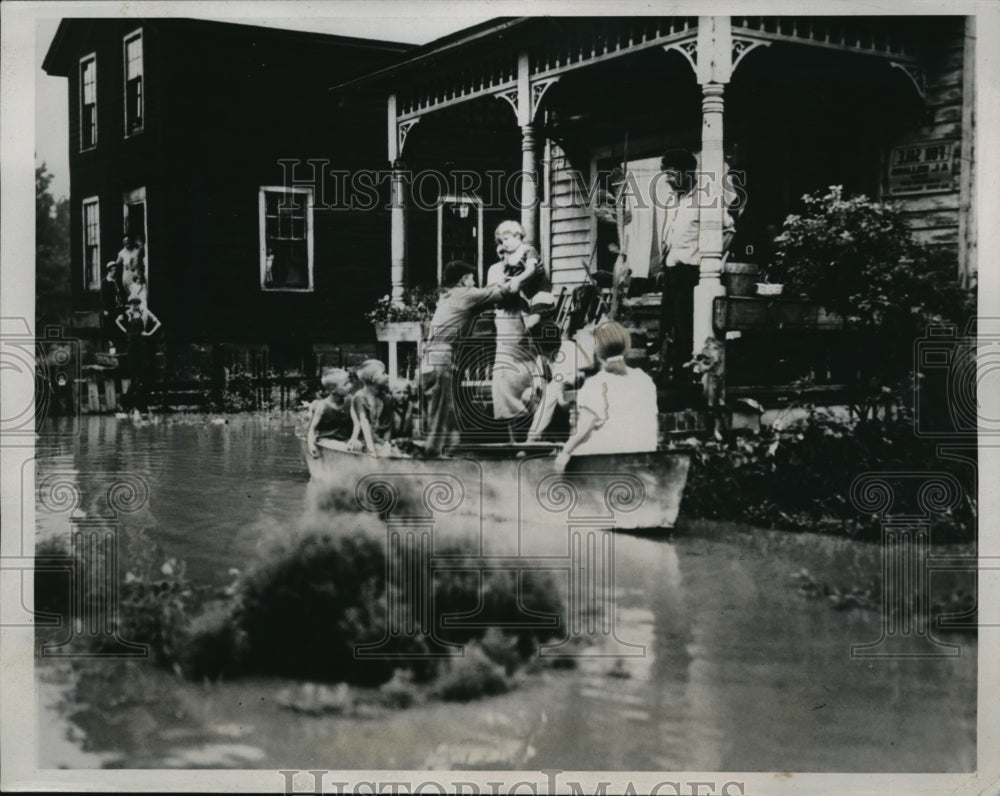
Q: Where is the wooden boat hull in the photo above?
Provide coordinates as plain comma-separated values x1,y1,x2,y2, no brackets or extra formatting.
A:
301,438,690,532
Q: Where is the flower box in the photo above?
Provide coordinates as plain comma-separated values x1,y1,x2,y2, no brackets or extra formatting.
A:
374,321,424,342
722,262,760,297
94,352,121,368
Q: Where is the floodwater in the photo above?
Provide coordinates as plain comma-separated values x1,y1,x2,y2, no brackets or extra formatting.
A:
34,414,976,772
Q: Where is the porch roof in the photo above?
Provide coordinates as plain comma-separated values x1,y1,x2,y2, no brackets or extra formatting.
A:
328,17,532,94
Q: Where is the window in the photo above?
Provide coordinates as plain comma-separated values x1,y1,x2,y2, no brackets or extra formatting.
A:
79,54,97,150
259,187,313,291
82,197,101,289
123,31,144,135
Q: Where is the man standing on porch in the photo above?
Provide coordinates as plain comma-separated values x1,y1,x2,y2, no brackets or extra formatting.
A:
657,149,735,383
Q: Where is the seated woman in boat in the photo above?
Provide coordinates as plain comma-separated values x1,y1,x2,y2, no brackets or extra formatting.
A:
348,359,393,457
553,321,658,471
305,368,355,458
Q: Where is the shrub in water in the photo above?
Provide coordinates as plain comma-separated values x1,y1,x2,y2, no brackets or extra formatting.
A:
435,643,510,702
232,531,563,686
178,602,247,680
235,532,432,686
433,565,563,659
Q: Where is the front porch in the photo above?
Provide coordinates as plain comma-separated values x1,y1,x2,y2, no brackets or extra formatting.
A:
332,14,966,407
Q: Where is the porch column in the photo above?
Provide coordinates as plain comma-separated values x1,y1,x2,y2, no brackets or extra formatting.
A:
692,83,727,352
520,124,539,248
387,93,408,305
507,52,538,248
692,16,733,355
390,160,408,305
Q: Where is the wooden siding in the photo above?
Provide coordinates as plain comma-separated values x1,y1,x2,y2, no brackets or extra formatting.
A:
891,18,968,258
547,143,593,288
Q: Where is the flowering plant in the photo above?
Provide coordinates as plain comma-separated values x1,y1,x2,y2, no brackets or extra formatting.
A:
364,286,439,325
772,185,971,330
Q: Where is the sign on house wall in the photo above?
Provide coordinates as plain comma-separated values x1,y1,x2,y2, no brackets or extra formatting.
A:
886,140,958,196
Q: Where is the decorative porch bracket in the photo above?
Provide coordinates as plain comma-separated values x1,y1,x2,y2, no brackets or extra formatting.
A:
495,87,521,120
397,118,421,159
494,77,560,124
530,77,560,122
890,61,927,99
731,36,772,72
662,38,699,75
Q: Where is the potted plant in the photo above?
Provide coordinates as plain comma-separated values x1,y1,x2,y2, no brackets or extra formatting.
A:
365,286,438,341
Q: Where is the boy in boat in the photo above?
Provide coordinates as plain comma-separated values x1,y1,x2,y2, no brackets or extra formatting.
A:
349,359,393,457
554,321,658,471
388,377,415,440
422,260,518,457
305,368,355,458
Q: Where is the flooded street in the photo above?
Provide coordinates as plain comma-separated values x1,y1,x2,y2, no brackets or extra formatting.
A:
35,415,976,772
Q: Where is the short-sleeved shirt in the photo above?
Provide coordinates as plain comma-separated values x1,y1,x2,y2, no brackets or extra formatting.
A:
661,191,735,268
573,367,659,456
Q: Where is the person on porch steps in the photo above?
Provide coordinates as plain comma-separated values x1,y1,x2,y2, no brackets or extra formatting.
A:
656,148,735,383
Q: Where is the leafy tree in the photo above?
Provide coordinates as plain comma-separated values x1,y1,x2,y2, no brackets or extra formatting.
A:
36,162,72,328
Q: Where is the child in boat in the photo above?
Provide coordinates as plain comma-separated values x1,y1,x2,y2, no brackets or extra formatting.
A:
388,377,415,440
349,359,393,457
305,368,355,458
554,321,658,471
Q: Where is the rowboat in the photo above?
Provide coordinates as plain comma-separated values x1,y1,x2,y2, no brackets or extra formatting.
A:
300,437,690,532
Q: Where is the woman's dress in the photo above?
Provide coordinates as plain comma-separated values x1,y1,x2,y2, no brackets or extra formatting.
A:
486,258,542,422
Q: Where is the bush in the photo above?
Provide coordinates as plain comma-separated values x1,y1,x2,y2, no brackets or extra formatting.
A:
178,602,247,680
234,533,418,685
226,531,563,686
772,186,973,380
681,409,976,542
33,530,210,665
435,644,510,702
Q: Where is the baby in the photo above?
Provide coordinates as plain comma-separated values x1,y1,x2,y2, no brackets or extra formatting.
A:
493,220,548,304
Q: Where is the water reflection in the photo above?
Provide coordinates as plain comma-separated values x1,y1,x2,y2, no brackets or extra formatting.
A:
34,415,977,772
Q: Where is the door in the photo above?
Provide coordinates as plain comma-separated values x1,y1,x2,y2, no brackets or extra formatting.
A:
437,197,484,284
123,186,148,290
